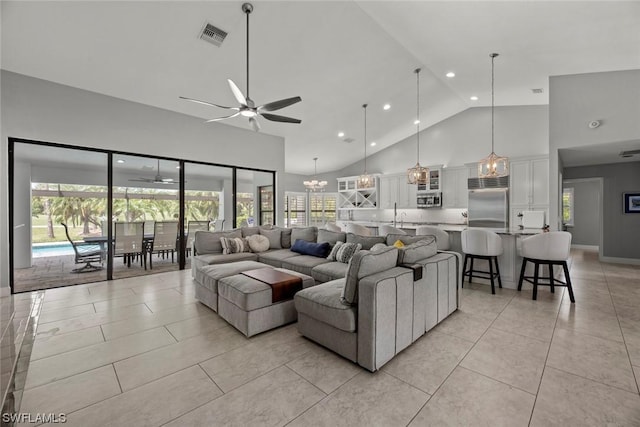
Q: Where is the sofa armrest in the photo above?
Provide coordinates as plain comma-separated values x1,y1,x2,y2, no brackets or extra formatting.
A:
437,250,463,308
356,266,414,372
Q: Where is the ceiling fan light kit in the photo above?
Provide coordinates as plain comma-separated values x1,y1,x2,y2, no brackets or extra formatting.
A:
129,159,177,185
303,157,328,192
180,2,301,131
407,68,429,185
478,53,509,178
358,104,374,189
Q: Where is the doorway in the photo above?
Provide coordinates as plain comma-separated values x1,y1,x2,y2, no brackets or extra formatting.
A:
563,178,603,253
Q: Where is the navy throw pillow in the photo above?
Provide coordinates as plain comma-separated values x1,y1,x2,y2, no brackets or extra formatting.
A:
291,240,330,257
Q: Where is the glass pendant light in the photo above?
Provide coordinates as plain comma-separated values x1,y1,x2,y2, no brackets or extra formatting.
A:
357,104,374,188
303,157,328,192
478,53,509,178
407,68,429,185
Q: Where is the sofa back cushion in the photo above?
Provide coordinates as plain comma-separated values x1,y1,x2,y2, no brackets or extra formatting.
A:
346,233,386,250
385,233,431,247
260,228,282,249
397,238,437,264
194,230,242,254
291,239,330,257
291,227,318,245
317,229,346,245
241,227,260,238
341,246,399,305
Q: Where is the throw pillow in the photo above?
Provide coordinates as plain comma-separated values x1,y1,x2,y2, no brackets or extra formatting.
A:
246,234,270,253
336,242,362,263
291,239,330,257
326,241,344,261
219,236,250,254
393,239,405,248
260,228,282,249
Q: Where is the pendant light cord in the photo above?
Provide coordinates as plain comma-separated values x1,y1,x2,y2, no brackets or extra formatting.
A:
363,104,368,173
415,68,421,163
491,53,498,154
246,8,250,100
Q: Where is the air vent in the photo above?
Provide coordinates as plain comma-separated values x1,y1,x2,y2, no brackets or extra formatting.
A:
468,176,509,189
620,149,640,158
200,22,227,47
531,88,544,94
343,138,355,143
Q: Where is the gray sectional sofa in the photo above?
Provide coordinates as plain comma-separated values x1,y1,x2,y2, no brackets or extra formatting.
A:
191,225,461,371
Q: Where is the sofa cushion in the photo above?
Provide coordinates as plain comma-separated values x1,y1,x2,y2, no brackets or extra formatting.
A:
241,227,260,238
194,230,242,254
260,228,282,249
291,227,317,245
311,262,349,283
336,242,361,263
398,239,438,264
281,255,330,276
370,243,388,252
257,249,301,267
196,260,267,293
246,235,270,253
220,237,250,254
194,252,258,267
326,241,344,261
346,233,386,250
294,280,357,332
341,246,399,305
291,240,330,257
385,233,430,247
218,274,274,311
317,229,346,245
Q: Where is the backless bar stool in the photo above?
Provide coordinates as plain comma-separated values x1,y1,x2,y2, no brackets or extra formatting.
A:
461,229,503,294
517,231,574,303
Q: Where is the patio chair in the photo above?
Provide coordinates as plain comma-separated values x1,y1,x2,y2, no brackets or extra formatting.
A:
148,221,179,269
61,222,104,273
186,220,209,257
212,219,225,231
114,222,146,269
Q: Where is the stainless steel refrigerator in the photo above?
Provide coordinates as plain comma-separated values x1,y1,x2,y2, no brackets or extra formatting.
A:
468,188,509,228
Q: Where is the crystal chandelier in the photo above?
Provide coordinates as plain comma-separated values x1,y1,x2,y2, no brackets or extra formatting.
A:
478,53,509,178
358,104,374,188
407,68,429,185
303,157,328,192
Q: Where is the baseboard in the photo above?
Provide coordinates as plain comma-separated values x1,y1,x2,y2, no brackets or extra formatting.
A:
571,244,599,251
0,287,10,297
599,256,640,266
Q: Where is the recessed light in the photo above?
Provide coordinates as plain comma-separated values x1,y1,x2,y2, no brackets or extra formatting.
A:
414,120,420,125
338,132,345,138
446,72,455,78
370,142,376,146
383,104,391,110
470,96,479,101
116,159,125,164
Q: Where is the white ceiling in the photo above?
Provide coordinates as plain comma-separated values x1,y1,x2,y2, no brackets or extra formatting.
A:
559,139,640,168
3,1,640,175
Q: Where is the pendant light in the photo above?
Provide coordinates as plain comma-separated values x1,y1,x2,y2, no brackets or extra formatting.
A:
478,53,509,178
357,104,374,188
407,68,429,185
303,157,328,192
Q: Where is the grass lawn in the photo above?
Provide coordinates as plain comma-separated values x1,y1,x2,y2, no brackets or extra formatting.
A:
32,216,101,243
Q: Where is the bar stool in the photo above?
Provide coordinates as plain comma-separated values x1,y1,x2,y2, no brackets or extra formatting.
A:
517,231,574,303
461,229,503,294
346,223,372,236
378,224,407,236
416,226,450,250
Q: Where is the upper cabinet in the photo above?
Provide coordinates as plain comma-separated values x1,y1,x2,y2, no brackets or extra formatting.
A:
428,169,440,191
379,174,417,209
442,166,471,209
510,157,549,207
337,176,378,209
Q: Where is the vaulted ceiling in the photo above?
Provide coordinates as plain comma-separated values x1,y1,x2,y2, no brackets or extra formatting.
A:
2,1,639,174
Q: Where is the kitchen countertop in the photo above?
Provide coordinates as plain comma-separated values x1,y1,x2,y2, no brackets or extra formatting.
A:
337,220,544,236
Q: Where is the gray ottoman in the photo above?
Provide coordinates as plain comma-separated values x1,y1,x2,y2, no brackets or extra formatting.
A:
217,268,315,337
195,261,269,312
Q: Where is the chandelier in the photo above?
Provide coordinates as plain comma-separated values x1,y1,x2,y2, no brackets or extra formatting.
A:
358,104,374,188
478,53,509,178
407,68,429,185
303,157,328,192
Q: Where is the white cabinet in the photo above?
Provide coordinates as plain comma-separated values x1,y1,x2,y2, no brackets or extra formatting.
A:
442,167,471,209
379,174,418,209
337,176,378,210
509,157,549,227
378,176,394,210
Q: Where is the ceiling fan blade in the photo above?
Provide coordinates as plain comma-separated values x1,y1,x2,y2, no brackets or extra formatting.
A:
259,96,302,112
227,79,248,106
249,117,261,132
260,113,301,124
205,112,241,123
179,96,238,110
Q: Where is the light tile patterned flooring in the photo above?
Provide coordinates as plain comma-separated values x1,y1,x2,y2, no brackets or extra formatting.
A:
15,249,640,426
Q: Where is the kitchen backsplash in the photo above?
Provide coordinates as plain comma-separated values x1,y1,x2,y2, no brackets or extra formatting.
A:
350,208,468,224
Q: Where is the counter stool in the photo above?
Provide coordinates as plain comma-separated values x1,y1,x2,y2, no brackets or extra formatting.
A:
346,223,372,236
416,226,450,250
378,224,407,236
461,229,503,294
517,231,574,303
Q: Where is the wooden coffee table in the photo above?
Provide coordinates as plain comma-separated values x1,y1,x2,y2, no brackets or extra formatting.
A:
242,267,303,303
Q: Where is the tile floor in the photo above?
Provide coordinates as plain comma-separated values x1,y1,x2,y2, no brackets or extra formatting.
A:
9,249,640,426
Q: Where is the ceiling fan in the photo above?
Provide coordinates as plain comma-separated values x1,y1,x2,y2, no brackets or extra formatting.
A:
129,160,177,185
180,2,302,132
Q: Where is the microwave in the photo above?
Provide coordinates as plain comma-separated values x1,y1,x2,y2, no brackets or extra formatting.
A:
417,192,442,208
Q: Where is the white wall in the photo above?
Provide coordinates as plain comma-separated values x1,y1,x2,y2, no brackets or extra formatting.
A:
1,71,286,292
549,69,640,229
338,105,549,177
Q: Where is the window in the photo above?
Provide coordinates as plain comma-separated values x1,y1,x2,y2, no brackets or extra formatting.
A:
562,187,574,226
309,193,337,226
259,185,274,225
284,192,307,227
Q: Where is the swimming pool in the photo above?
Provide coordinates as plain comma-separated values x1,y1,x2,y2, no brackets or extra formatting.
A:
32,242,75,258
